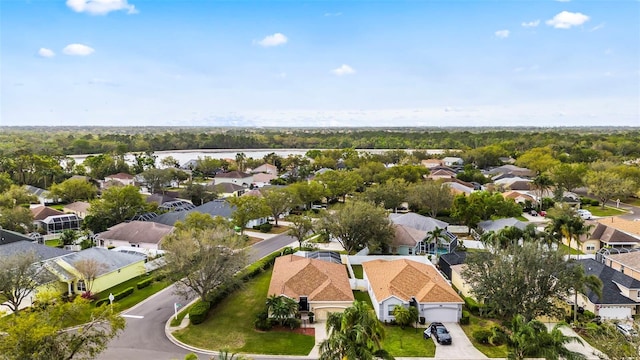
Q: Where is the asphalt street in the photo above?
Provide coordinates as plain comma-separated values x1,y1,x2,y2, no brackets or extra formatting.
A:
97,233,300,360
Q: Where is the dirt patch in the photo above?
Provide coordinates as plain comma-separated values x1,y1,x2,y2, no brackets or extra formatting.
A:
270,325,315,336
245,236,263,246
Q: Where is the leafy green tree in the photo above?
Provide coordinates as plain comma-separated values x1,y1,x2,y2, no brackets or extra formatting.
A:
139,168,174,194
289,215,314,249
0,297,125,360
49,178,98,203
456,165,489,184
318,201,393,254
407,180,454,218
531,174,554,210
545,205,593,250
182,182,218,205
227,196,270,234
585,170,636,209
0,185,37,207
451,191,521,231
59,229,79,246
195,156,228,175
235,152,247,172
265,295,299,325
83,153,130,180
289,181,326,209
361,178,407,211
162,226,248,302
0,206,34,234
319,301,393,360
462,145,508,169
174,212,229,233
132,151,157,174
548,163,587,194
0,172,13,193
392,305,419,329
316,170,363,202
570,265,603,323
480,224,539,251
379,164,428,184
0,252,50,315
355,161,387,185
505,314,586,360
515,147,561,174
87,185,152,231
462,242,576,321
262,187,298,227
160,155,180,168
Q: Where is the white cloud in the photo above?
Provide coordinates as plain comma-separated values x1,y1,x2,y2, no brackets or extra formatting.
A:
63,43,95,56
38,48,55,58
257,33,288,47
331,64,355,76
66,0,137,15
521,20,540,28
546,11,590,29
589,23,605,32
495,30,510,38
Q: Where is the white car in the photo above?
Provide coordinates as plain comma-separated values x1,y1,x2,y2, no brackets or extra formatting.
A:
577,209,592,220
616,323,638,339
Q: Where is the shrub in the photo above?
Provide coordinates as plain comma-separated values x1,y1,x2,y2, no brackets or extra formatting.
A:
114,287,134,301
464,297,481,315
259,223,273,233
81,291,97,301
283,317,301,329
254,310,273,331
95,298,109,307
472,329,493,344
460,310,470,325
488,325,506,345
189,301,211,325
137,278,153,289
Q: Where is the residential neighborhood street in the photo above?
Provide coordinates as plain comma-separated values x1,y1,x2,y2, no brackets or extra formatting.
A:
97,232,299,360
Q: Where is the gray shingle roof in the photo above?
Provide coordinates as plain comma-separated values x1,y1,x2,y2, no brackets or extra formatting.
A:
96,221,173,244
58,248,144,276
577,259,640,305
150,199,235,226
389,213,448,232
477,218,528,233
0,240,71,261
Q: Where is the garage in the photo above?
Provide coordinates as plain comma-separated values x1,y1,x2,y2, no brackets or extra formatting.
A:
422,305,461,323
312,305,351,321
598,306,632,320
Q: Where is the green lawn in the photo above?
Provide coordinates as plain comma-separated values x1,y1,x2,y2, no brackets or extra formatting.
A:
173,270,315,355
45,239,61,247
382,325,436,357
353,291,373,308
460,315,508,358
94,273,171,312
581,205,627,217
351,264,364,279
558,243,583,255
515,215,528,222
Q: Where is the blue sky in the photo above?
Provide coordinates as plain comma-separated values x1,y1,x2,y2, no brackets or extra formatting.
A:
1,0,638,127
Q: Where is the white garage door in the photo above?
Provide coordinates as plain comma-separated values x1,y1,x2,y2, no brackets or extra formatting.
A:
423,306,460,323
598,306,632,320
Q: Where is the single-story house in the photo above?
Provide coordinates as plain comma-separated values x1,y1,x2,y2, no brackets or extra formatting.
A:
149,198,265,229
95,220,174,250
213,171,253,187
47,247,146,295
442,157,464,167
602,251,640,282
104,173,136,187
63,201,91,219
389,213,458,255
268,254,354,321
428,167,457,180
31,205,82,235
214,183,246,198
251,163,278,175
421,159,443,169
363,258,464,323
486,165,536,178
574,258,640,320
24,185,57,205
569,221,640,254
493,177,532,191
252,172,277,187
443,181,475,195
473,218,528,240
438,252,474,298
597,217,640,239
501,191,536,205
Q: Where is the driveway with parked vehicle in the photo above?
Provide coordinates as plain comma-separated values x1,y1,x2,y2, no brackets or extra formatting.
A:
430,323,488,359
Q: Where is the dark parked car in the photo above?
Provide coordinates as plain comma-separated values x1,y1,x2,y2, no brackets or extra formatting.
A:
424,322,452,345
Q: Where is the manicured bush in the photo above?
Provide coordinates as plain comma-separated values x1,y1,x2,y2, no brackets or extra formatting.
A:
114,287,134,301
460,310,470,325
254,310,273,331
95,298,109,307
464,297,481,315
472,329,493,344
259,223,273,233
137,278,153,289
189,300,211,325
283,317,302,329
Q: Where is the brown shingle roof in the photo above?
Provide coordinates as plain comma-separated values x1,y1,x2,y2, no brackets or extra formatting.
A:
106,172,134,180
31,206,65,220
598,217,640,237
392,224,424,248
216,171,251,179
268,255,354,302
96,221,173,244
607,252,640,272
363,259,463,304
63,201,91,213
581,222,640,244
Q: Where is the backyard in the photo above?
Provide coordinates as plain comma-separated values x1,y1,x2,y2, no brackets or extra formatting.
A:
172,270,315,355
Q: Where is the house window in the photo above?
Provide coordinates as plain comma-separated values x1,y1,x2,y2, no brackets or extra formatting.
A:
586,245,595,251
388,305,396,316
77,280,86,292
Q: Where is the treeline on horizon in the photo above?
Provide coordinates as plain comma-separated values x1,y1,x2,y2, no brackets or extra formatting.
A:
1,126,640,159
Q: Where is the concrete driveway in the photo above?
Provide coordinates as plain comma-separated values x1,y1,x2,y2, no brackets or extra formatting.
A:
433,323,488,359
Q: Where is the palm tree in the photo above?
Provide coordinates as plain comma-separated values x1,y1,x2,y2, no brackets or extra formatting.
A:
506,315,586,360
319,300,394,360
265,295,298,325
532,174,554,211
570,264,603,323
213,350,251,360
425,227,446,254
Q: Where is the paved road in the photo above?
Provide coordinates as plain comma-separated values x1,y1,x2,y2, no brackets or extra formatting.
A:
98,233,299,360
573,189,639,221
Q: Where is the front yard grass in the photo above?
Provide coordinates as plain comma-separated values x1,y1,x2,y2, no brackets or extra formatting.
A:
559,243,583,255
581,205,627,217
94,273,171,312
382,325,435,357
45,239,61,247
172,270,315,355
460,314,508,358
351,264,364,279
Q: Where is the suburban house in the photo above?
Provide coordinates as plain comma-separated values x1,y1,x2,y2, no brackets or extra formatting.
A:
389,213,458,255
493,177,532,191
268,254,354,321
31,205,82,235
568,221,640,254
487,165,536,179
95,220,174,250
213,171,253,187
251,163,278,175
252,172,277,187
63,201,91,219
473,218,528,240
597,217,640,240
421,159,444,169
427,166,457,180
442,157,464,167
574,258,640,320
501,190,536,205
103,173,136,187
443,180,475,195
24,185,57,205
45,247,146,296
362,258,464,323
149,198,265,228
214,183,246,198
438,252,473,298
601,250,640,281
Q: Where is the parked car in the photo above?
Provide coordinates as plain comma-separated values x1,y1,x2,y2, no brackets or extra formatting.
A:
577,209,592,220
424,322,452,345
539,210,547,217
529,209,538,216
616,323,638,339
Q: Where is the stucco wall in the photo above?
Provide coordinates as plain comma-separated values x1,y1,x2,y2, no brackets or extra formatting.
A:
310,301,353,321
90,260,146,293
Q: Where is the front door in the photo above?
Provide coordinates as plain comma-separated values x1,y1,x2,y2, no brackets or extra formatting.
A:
299,296,309,312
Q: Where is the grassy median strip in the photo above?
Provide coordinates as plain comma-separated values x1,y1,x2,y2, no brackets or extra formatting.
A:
172,270,315,355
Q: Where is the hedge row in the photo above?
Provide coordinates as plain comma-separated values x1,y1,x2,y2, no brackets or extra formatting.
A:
137,278,153,289
464,297,482,315
460,310,470,325
95,286,134,307
189,300,211,325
